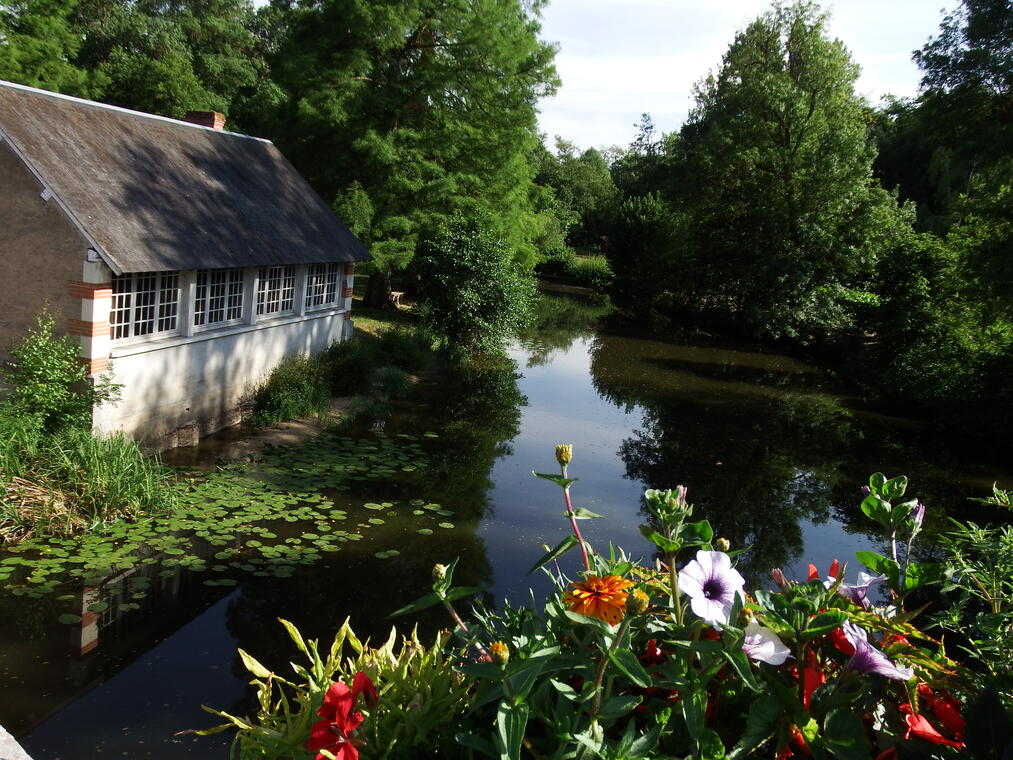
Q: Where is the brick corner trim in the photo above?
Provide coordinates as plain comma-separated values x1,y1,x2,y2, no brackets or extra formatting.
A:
69,281,113,299
80,356,110,374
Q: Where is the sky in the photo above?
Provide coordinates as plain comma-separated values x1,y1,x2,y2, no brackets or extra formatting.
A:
534,0,952,150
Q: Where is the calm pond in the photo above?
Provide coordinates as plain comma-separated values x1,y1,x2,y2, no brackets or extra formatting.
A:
2,291,1009,758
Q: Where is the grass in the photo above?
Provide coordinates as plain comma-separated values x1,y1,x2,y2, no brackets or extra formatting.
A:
0,409,178,543
535,249,614,290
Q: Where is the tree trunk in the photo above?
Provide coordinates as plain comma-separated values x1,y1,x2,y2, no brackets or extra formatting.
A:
364,271,395,310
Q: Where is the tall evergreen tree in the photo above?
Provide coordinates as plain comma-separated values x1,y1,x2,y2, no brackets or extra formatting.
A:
682,1,890,340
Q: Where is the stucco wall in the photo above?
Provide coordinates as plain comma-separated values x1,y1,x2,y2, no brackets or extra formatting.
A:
92,310,348,447
0,138,88,358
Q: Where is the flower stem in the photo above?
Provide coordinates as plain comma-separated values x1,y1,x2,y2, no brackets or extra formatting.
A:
590,617,632,718
443,599,489,659
667,552,683,626
561,463,591,572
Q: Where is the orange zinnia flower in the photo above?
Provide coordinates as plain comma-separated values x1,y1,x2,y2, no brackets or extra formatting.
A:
564,574,634,624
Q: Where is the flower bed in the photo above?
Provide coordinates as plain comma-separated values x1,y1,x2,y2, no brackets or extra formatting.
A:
195,449,1013,759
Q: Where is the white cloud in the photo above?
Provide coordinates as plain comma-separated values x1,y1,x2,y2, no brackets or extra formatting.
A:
535,0,948,149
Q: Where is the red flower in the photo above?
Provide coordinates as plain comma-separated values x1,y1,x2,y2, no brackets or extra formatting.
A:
802,650,824,710
911,683,965,742
807,559,840,583
829,626,855,656
639,639,666,667
306,672,377,760
902,711,964,749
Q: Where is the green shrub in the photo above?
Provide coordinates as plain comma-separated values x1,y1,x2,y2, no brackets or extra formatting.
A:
376,328,430,374
374,366,412,399
417,214,536,352
318,338,379,395
0,311,120,433
249,356,330,427
569,254,614,290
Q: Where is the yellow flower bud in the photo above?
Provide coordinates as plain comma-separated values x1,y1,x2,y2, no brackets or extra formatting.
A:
625,588,650,616
715,537,731,552
432,563,447,582
489,641,510,667
555,444,573,466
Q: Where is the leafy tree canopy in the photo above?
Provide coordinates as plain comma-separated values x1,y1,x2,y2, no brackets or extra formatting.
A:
680,0,891,340
269,0,559,284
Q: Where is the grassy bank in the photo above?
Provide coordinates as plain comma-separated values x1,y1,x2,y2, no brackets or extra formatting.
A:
0,408,177,543
248,304,435,427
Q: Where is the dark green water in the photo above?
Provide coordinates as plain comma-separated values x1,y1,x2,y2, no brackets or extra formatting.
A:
3,291,1009,758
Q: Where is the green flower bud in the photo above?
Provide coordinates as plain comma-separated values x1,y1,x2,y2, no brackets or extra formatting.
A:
715,537,731,552
432,563,447,583
489,641,510,667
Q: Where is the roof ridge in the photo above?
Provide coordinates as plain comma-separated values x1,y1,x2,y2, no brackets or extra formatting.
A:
0,79,272,144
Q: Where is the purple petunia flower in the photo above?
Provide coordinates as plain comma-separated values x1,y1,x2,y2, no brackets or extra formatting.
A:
678,550,745,627
742,621,792,665
838,572,887,610
842,621,913,681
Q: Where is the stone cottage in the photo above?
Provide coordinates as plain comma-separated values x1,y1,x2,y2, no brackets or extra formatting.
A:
0,80,371,448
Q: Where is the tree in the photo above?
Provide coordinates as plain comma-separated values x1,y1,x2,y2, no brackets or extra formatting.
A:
682,1,889,340
533,138,618,252
71,0,277,124
415,215,535,353
0,0,101,96
266,0,558,307
914,0,1013,161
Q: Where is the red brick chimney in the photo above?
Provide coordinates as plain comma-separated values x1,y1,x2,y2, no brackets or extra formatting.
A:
185,110,226,130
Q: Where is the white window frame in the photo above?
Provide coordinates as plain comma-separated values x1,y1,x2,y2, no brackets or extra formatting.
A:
110,271,181,341
305,262,342,310
193,268,245,330
109,263,350,344
256,265,297,317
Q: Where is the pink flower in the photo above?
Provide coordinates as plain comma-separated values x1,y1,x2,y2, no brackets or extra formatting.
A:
742,621,791,665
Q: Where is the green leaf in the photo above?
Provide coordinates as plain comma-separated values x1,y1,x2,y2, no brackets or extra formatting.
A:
609,647,652,688
680,520,714,546
802,610,848,639
237,648,272,678
903,561,945,592
388,591,442,617
639,525,681,554
563,610,616,637
277,618,309,656
729,695,782,760
456,733,497,758
860,494,890,525
881,476,908,501
527,534,578,575
444,585,485,603
869,473,886,492
699,729,727,760
495,701,529,760
532,471,578,489
822,709,872,760
855,551,901,589
598,695,643,719
722,645,761,692
570,507,604,520
681,687,708,740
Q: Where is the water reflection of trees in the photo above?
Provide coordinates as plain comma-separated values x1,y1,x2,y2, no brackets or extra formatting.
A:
515,292,612,368
589,331,872,583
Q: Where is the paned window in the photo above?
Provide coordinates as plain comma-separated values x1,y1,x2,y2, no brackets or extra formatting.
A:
305,263,341,308
111,271,180,340
194,269,244,328
256,265,296,316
